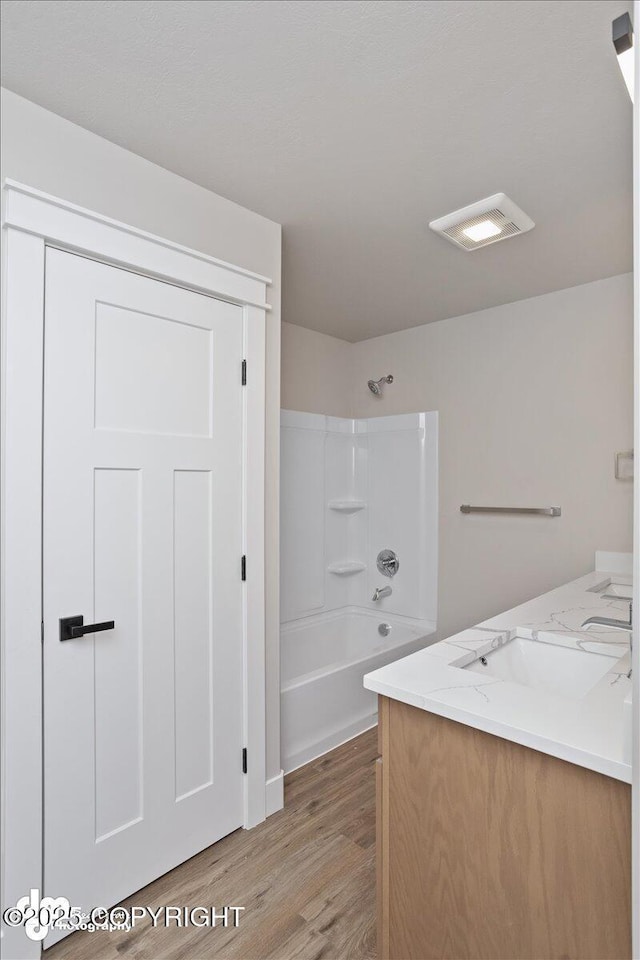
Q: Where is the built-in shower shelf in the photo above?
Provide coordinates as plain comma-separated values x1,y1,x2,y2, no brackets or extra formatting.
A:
327,561,366,576
328,500,367,514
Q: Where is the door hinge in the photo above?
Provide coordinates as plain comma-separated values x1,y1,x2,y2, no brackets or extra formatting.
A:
242,747,248,774
241,555,247,581
41,620,44,645
241,359,247,385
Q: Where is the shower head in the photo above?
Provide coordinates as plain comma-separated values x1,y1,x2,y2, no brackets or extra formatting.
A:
367,375,393,395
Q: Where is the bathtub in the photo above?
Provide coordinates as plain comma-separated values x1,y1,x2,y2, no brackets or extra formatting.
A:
281,608,435,773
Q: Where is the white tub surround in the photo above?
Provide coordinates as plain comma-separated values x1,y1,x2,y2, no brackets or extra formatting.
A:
280,409,438,772
280,410,438,624
281,608,434,773
364,561,632,783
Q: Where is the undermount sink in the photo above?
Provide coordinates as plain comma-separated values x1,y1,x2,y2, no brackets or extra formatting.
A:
587,577,633,601
462,636,618,699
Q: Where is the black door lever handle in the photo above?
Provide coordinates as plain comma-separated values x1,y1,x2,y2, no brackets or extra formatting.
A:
59,615,115,642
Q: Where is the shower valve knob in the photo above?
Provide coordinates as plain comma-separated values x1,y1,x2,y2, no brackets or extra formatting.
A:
376,549,399,578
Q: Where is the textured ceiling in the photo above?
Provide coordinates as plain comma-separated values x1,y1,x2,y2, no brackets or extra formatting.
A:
1,0,633,341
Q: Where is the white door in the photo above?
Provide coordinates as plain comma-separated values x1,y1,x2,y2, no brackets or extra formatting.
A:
43,248,245,942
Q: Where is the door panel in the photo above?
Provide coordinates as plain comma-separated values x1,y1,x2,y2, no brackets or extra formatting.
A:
173,469,214,801
94,301,214,436
43,249,245,944
94,466,143,841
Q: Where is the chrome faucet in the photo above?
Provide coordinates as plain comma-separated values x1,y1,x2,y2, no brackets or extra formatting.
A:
582,601,632,676
581,600,632,634
372,585,392,602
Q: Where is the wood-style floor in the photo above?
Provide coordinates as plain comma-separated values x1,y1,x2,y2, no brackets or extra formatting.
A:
47,728,378,960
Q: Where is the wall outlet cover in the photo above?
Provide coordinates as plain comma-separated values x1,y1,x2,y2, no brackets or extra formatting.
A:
615,450,634,480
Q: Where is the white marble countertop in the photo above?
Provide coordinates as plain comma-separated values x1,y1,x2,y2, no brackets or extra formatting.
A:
364,559,633,783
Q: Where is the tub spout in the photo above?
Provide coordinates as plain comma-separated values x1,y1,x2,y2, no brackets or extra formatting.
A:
372,585,392,602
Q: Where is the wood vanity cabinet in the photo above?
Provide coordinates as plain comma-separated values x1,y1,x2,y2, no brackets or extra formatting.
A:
376,695,632,960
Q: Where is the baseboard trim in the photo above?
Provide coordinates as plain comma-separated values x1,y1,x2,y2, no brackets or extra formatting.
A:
265,770,284,816
283,713,378,775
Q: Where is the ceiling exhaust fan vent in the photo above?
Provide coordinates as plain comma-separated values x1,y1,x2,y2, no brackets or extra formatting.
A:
429,193,534,251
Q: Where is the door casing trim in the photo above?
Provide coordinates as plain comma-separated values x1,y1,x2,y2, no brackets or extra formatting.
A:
1,180,270,959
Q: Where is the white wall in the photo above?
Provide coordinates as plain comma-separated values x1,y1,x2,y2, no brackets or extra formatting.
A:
0,88,283,784
352,274,634,641
281,274,634,645
281,321,353,417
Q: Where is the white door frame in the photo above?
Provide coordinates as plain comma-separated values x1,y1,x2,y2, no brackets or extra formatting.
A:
0,180,270,960
632,4,639,953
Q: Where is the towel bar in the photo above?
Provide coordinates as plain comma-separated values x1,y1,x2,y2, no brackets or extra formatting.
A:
460,505,561,517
